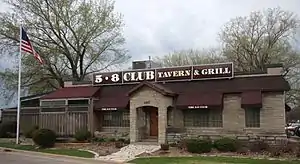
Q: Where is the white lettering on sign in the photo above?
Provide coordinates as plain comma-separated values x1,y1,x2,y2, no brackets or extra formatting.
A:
94,74,103,83
195,67,231,76
157,70,191,78
111,74,120,82
123,71,155,82
93,63,233,85
101,108,117,111
188,105,208,109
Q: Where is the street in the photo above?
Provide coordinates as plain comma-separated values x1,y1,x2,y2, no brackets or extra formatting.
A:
0,150,120,164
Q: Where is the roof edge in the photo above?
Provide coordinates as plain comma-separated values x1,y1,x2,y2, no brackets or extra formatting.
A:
127,81,176,97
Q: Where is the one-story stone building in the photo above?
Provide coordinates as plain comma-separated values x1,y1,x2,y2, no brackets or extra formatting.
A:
1,62,291,144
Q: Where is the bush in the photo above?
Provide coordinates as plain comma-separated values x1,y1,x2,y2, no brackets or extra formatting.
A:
249,140,269,153
186,139,213,153
269,146,283,157
117,138,126,143
24,125,39,138
74,129,91,142
32,129,56,148
178,139,188,150
160,144,170,151
124,139,130,144
115,141,124,148
214,137,239,152
0,121,17,138
108,138,116,142
169,142,178,147
93,137,105,142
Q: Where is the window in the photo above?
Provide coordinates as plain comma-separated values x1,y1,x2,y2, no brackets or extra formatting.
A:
41,108,65,113
68,99,89,106
167,109,173,126
245,108,260,127
40,100,66,107
102,110,129,127
68,107,89,112
183,109,222,127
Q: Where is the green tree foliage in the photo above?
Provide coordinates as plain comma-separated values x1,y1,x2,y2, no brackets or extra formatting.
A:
156,8,300,105
0,0,130,100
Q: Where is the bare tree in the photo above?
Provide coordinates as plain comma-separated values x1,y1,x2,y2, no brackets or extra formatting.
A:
153,48,226,67
0,0,130,99
220,7,299,72
219,7,300,105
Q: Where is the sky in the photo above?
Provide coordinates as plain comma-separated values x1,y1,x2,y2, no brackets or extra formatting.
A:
113,0,300,61
0,0,300,107
0,0,299,63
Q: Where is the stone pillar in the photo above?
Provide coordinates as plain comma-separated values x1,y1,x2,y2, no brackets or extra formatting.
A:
158,105,167,144
130,106,137,143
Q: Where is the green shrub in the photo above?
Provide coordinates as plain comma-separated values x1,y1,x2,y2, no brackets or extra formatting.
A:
124,139,130,144
214,137,239,152
117,138,126,142
24,125,39,138
160,144,170,151
93,137,105,142
32,129,56,148
0,121,17,138
115,141,124,148
186,139,213,153
108,138,116,142
249,140,269,152
74,129,91,142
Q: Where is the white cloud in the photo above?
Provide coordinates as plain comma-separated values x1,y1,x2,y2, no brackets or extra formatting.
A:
0,0,299,63
114,0,300,60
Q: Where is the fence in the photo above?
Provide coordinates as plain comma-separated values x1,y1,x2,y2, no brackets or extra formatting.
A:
1,107,88,137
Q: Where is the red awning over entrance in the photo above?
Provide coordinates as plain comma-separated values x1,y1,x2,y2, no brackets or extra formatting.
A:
176,92,223,109
241,91,262,108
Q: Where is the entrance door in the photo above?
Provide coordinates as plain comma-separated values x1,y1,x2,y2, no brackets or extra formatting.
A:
150,109,158,136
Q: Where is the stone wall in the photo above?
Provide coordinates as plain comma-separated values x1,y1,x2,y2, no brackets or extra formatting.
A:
94,127,129,139
167,132,288,145
129,86,173,144
181,93,286,137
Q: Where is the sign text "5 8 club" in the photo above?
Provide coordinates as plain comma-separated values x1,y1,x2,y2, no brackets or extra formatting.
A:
93,63,233,85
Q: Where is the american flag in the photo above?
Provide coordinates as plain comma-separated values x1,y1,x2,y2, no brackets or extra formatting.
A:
21,27,43,64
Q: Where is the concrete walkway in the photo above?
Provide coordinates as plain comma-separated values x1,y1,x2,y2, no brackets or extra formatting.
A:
96,143,161,163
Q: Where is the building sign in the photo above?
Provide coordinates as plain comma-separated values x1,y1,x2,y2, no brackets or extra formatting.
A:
188,105,208,109
93,62,233,85
101,108,117,111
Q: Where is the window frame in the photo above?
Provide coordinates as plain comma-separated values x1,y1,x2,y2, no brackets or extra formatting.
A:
183,108,223,128
244,107,261,128
102,110,130,127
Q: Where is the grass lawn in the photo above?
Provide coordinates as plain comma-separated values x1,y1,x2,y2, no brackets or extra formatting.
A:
0,142,94,158
130,156,300,164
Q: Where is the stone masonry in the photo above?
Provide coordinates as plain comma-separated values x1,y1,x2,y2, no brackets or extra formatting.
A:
129,86,173,144
167,92,287,143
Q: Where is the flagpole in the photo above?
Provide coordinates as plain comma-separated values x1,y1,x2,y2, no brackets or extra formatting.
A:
16,25,22,144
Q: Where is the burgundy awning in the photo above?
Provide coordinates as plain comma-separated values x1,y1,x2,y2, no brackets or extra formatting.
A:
94,97,129,111
241,91,262,108
176,92,223,109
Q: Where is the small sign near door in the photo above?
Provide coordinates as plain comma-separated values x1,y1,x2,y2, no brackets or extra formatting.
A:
101,108,117,111
188,105,208,109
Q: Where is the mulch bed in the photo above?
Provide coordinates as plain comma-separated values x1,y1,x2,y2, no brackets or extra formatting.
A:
54,142,121,156
137,147,299,160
